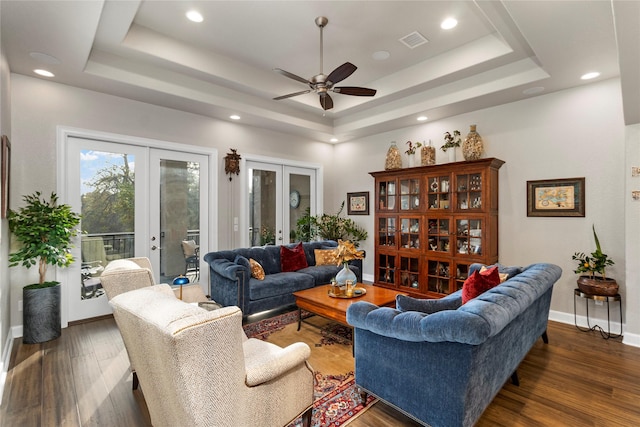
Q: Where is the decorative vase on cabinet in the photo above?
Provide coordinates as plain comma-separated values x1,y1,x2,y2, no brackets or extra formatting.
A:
462,124,484,161
385,141,402,170
421,141,436,166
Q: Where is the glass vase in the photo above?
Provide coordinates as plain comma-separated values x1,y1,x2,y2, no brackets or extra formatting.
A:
336,263,357,285
421,140,436,166
384,141,402,170
462,124,484,161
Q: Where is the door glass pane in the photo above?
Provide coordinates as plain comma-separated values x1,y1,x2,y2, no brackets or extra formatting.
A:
159,160,200,283
80,150,135,299
289,174,310,243
250,169,277,246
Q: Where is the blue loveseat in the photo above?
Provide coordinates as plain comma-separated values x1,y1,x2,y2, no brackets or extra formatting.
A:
346,262,562,427
203,240,362,317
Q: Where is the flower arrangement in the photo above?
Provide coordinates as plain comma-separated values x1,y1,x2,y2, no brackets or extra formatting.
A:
441,130,461,152
405,140,422,155
335,239,365,266
572,225,615,280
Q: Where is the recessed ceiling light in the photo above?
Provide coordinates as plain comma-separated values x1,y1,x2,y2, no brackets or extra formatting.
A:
441,18,458,30
372,51,390,61
34,69,54,77
417,116,428,121
230,115,241,120
29,52,60,65
186,10,203,23
581,72,600,80
330,138,339,143
522,86,545,95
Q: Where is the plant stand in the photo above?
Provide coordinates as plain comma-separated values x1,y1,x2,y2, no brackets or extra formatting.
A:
573,288,622,339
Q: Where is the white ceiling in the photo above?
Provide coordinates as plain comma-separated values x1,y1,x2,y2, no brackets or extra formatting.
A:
2,1,639,143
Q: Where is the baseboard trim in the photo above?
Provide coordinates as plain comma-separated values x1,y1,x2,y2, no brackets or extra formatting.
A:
0,328,15,403
548,309,638,347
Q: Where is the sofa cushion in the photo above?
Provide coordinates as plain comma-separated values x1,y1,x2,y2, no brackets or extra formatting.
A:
281,242,308,272
480,265,508,283
314,248,338,266
470,263,523,280
249,258,265,280
249,272,315,301
396,294,461,313
462,266,501,304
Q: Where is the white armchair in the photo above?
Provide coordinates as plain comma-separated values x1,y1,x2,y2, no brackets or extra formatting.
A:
109,285,314,427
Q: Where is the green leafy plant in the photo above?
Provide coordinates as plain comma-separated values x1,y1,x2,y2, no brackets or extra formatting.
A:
572,225,615,280
405,140,422,155
8,192,81,288
295,201,368,246
441,130,461,152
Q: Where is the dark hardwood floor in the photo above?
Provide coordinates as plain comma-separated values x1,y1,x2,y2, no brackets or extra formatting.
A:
2,317,640,426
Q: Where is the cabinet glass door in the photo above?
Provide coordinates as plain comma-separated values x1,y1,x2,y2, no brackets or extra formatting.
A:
427,218,450,253
427,260,451,294
456,172,482,210
427,175,451,210
378,217,397,247
455,218,483,256
378,253,396,285
400,217,420,249
378,179,396,211
399,178,420,211
399,256,420,290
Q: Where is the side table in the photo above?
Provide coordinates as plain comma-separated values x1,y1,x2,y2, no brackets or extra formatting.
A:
573,288,622,339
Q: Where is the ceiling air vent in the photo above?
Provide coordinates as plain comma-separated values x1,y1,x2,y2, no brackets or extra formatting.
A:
399,31,429,49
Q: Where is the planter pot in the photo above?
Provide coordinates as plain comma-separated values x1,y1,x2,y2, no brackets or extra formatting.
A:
577,276,619,297
23,282,61,344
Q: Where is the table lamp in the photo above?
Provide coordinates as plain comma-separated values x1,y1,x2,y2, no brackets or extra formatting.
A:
172,275,190,300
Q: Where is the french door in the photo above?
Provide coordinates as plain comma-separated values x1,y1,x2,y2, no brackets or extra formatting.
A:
60,134,210,324
246,161,317,247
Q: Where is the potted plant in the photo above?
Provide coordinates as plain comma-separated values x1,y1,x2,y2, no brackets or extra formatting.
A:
295,201,368,246
572,225,618,296
8,191,81,343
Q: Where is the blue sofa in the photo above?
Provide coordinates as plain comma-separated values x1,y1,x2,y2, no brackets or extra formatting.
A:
203,240,362,317
346,263,562,427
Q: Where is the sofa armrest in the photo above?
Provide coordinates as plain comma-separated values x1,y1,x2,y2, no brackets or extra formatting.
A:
244,341,311,387
209,258,248,281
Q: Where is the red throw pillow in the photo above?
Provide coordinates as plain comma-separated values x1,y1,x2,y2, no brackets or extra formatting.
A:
280,242,309,272
461,266,501,304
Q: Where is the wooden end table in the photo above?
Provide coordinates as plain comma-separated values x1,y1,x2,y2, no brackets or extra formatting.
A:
293,284,406,331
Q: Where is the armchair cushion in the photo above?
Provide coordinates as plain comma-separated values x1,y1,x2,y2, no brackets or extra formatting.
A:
280,242,308,272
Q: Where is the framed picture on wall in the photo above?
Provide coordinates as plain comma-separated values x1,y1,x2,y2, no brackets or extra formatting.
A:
1,135,10,219
347,191,369,215
526,177,585,217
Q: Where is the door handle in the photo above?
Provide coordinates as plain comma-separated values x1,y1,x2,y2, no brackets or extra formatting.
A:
151,245,160,251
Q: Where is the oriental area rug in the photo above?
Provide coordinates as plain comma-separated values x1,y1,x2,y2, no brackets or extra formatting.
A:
243,310,377,427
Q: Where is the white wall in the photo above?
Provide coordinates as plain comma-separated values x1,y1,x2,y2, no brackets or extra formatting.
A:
9,74,636,343
0,0,13,396
9,74,335,327
335,78,633,338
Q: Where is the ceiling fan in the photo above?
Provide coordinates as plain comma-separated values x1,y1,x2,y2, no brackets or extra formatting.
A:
273,16,377,111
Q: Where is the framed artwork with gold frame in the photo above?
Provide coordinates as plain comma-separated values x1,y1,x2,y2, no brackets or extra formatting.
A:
526,177,585,217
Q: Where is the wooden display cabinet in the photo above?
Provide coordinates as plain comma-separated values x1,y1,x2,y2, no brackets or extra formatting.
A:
370,158,504,298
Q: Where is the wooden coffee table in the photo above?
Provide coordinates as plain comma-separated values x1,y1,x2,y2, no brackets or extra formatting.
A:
293,284,407,331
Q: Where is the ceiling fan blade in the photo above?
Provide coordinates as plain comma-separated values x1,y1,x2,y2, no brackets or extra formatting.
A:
273,89,312,100
333,86,377,96
326,62,357,85
320,93,334,110
273,68,311,85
